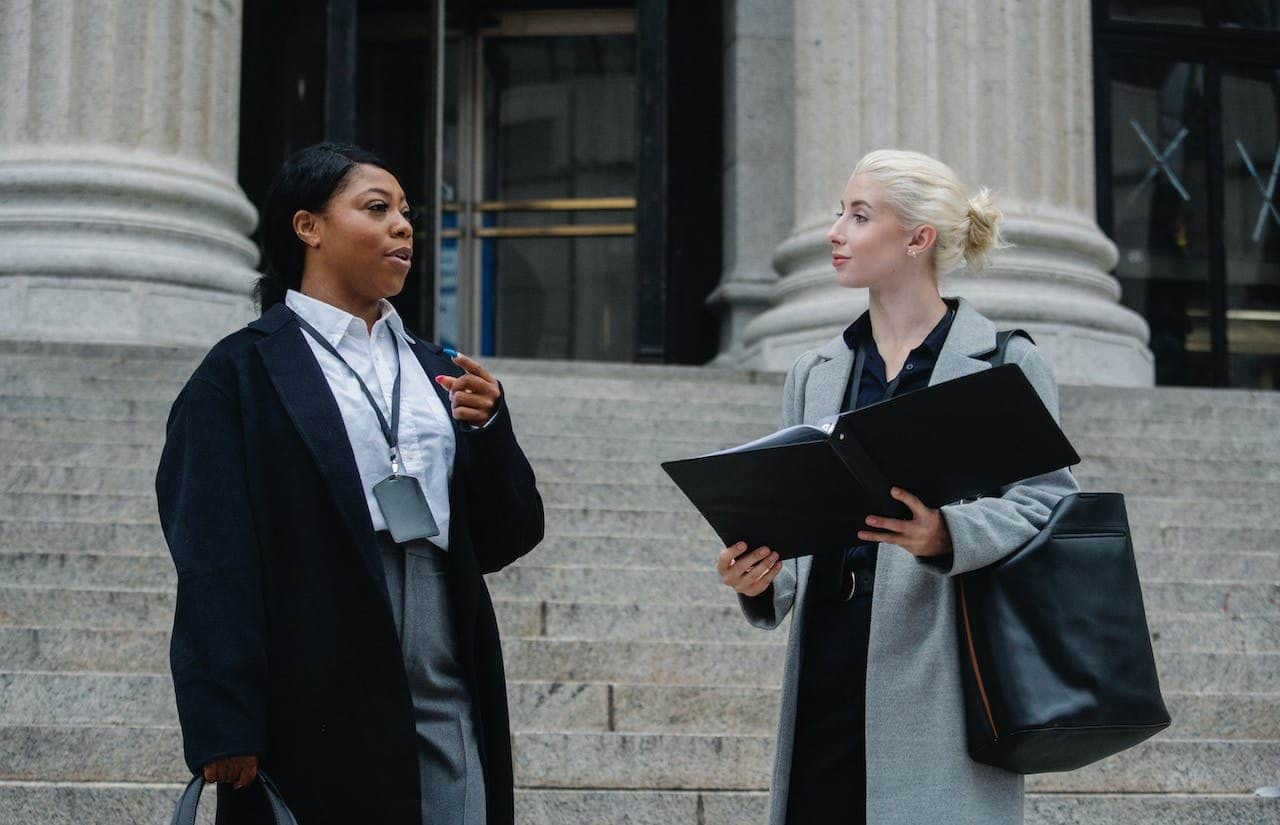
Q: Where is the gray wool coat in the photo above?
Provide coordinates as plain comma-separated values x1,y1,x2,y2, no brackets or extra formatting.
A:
739,297,1079,825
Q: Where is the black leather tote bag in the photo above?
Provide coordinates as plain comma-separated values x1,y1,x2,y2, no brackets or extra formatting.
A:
170,773,298,825
956,491,1172,773
955,332,1171,773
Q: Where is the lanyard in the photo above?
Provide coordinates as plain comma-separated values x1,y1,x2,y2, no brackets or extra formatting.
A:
296,316,405,475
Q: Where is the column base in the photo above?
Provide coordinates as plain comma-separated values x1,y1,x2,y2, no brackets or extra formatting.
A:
0,146,259,346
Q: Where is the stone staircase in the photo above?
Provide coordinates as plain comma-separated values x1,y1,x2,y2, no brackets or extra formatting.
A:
0,339,1278,824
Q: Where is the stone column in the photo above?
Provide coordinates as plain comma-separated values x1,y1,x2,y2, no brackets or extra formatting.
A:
734,0,1153,386
0,0,258,346
707,0,794,364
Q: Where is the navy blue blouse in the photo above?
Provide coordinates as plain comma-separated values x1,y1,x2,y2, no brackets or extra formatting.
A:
839,298,957,570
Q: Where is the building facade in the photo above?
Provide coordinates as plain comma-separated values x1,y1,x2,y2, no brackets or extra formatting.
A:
1,1,1276,389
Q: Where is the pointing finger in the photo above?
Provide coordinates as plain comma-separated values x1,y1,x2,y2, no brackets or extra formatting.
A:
452,353,495,383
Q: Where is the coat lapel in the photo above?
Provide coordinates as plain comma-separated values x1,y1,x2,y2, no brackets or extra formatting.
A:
250,305,386,590
929,297,998,386
802,337,854,424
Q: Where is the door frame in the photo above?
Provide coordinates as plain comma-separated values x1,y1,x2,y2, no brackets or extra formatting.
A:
441,9,638,356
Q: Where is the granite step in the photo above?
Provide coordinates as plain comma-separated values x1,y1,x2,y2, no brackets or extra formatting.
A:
0,369,784,408
3,627,1271,695
1070,435,1280,463
1,511,1277,558
0,392,783,426
0,785,1275,825
511,734,1280,794
1,570,1275,630
3,670,1275,740
0,575,1274,652
1060,384,1280,412
0,520,168,554
0,780,216,825
0,408,776,446
6,413,1280,466
0,373,188,401
7,442,1280,489
0,440,162,469
1,723,1276,794
4,395,1278,448
1061,418,1280,440
2,495,1278,534
9,460,1280,511
1076,455,1280,482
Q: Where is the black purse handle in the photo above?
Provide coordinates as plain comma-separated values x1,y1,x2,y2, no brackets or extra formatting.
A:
170,772,298,825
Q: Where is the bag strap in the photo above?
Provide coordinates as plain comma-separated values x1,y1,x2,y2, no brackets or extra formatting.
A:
981,329,1036,368
171,772,298,825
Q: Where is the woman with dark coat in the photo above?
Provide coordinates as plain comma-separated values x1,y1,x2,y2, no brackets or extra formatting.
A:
155,143,544,825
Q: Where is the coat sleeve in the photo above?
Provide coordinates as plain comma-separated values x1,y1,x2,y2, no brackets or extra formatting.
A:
155,374,269,775
926,338,1080,577
737,353,816,629
461,383,546,574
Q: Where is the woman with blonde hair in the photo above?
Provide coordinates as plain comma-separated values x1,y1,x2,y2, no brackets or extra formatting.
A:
715,149,1078,824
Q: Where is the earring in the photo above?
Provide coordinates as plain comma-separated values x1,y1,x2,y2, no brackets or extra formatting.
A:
907,249,917,257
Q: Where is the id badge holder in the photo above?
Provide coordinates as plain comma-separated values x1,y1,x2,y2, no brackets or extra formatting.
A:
373,473,440,544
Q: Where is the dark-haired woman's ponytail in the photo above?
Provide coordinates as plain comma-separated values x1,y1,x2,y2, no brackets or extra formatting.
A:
253,273,288,313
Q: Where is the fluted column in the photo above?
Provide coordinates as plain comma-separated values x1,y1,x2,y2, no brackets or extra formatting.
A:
0,0,258,346
707,0,794,364
735,0,1153,385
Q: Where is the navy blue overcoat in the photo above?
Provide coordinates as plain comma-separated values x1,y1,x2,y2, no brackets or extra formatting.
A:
155,302,544,825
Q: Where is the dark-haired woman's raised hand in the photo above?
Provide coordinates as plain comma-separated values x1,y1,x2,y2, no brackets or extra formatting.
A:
435,353,502,425
717,542,781,596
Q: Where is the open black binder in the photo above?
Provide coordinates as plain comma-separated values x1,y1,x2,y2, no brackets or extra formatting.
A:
660,364,1081,559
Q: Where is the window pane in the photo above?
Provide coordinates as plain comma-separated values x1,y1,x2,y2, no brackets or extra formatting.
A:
1109,0,1205,26
1222,65,1280,388
1217,1,1280,30
489,235,636,360
1108,58,1213,385
481,34,637,360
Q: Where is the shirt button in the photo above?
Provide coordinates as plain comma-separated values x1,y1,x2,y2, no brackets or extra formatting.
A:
905,363,914,370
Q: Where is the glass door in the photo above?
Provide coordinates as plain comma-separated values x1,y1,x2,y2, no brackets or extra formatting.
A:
439,11,637,360
1096,5,1280,388
1221,65,1280,388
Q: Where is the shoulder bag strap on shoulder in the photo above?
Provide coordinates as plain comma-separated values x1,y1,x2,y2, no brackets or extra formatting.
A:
171,772,299,825
983,329,1036,368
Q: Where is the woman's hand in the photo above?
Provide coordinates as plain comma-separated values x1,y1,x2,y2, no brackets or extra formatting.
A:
858,486,953,558
717,542,781,597
203,754,259,789
435,353,501,425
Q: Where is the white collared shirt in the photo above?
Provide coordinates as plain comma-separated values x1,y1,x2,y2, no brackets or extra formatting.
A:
285,289,455,550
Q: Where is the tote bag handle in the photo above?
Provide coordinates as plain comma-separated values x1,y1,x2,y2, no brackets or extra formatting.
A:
170,772,298,825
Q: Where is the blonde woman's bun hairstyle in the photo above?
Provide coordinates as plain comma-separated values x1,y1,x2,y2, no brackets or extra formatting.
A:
852,149,1009,275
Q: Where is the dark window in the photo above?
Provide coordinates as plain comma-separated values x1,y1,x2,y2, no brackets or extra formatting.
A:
1095,2,1280,388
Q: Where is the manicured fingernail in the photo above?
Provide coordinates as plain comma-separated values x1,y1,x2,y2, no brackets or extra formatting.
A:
866,517,877,525
444,347,458,357
435,375,448,385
